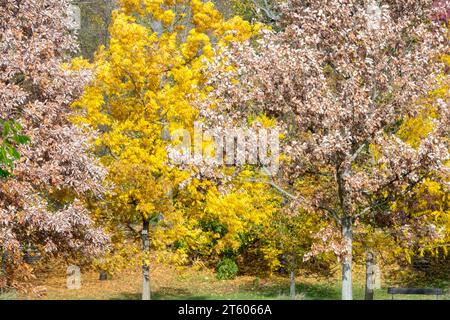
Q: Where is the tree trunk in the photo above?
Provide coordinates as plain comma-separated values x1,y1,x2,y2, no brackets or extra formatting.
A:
141,218,151,300
99,270,108,281
365,251,376,300
0,251,12,290
290,270,296,299
1,251,6,275
0,251,6,293
341,217,353,300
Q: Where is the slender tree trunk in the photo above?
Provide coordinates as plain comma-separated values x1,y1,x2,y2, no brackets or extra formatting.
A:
1,251,6,275
0,251,12,290
141,218,151,300
365,251,376,300
99,270,108,281
289,253,296,299
290,270,296,299
341,217,353,300
0,251,6,293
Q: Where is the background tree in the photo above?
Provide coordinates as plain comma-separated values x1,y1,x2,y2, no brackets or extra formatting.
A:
232,0,283,24
361,3,450,297
73,0,117,60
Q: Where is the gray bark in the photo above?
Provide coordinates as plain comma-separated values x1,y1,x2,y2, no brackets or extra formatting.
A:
365,251,376,300
1,251,6,275
99,270,108,281
141,218,151,300
290,270,296,299
341,218,353,300
0,251,6,293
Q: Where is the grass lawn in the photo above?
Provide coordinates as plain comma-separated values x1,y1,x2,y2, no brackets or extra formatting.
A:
5,262,446,300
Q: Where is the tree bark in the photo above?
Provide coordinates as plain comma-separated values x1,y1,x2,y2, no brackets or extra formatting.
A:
365,251,376,300
290,270,296,299
0,251,12,290
1,251,6,275
0,251,6,292
141,218,151,300
289,253,296,300
341,217,353,300
99,270,108,281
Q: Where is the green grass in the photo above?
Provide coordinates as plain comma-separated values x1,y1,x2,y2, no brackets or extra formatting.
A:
0,290,17,300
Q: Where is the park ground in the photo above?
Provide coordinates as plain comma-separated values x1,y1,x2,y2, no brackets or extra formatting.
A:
3,261,448,300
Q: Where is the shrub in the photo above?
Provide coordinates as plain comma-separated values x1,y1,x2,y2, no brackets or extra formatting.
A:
216,258,239,280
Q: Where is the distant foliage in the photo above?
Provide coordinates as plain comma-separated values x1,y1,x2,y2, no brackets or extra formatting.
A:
230,0,282,24
73,0,115,60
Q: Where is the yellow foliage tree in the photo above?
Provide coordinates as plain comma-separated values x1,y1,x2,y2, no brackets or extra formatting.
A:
72,0,261,300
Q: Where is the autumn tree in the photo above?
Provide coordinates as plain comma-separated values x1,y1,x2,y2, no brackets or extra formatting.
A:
0,0,109,290
381,3,450,287
361,1,450,299
73,0,261,300
202,0,449,299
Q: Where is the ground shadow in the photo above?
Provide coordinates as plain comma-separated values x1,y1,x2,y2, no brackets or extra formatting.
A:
110,287,211,300
237,281,340,300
